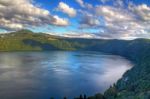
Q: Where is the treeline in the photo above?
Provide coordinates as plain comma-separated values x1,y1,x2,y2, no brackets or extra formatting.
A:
49,94,104,99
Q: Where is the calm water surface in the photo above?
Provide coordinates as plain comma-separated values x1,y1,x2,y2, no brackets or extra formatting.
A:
0,51,133,99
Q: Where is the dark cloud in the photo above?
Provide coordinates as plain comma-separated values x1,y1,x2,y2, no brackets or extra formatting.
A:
78,11,100,28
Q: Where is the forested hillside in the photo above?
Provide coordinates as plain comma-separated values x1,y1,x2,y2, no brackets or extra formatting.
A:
83,39,150,99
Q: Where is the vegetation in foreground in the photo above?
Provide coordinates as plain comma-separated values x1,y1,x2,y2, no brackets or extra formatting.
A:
0,30,150,99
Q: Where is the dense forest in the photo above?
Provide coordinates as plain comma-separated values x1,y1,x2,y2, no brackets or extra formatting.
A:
0,30,150,99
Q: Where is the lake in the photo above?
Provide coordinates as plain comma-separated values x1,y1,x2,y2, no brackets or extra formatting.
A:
0,51,133,99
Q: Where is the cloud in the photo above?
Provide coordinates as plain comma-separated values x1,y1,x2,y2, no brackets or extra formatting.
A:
114,0,124,7
0,0,69,31
79,11,100,28
57,2,76,17
1,0,150,39
95,6,133,22
60,1,150,40
100,0,124,7
51,15,69,26
100,0,110,3
76,0,93,9
129,4,150,21
93,4,150,39
76,0,84,7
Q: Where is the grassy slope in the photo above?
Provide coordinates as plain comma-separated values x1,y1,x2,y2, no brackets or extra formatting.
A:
0,30,150,99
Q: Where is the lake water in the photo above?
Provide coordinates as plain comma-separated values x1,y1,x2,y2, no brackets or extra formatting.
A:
0,51,133,99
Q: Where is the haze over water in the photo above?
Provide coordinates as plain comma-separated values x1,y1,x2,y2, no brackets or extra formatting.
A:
0,51,133,99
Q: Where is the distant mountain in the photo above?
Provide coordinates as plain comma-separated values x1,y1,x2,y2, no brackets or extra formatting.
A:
0,30,150,99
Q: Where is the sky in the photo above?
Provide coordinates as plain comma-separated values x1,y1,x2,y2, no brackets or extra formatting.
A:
0,0,150,39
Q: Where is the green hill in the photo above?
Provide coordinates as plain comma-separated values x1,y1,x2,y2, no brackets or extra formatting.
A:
0,30,150,99
0,30,78,51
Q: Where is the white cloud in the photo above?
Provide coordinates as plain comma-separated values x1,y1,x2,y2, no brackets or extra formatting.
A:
76,0,84,7
114,0,124,7
100,0,123,7
52,15,69,26
93,4,150,39
57,2,76,17
0,0,69,31
129,4,150,21
76,0,93,9
95,6,133,22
